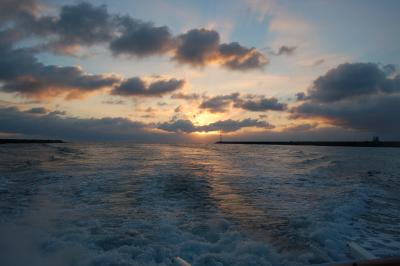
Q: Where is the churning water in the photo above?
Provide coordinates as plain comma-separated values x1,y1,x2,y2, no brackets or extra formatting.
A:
0,143,399,265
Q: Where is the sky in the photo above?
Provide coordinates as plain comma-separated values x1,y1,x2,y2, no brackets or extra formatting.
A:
1,0,400,142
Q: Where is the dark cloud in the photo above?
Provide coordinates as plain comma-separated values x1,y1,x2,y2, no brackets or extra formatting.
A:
274,45,297,56
2,1,173,56
110,23,267,70
171,92,202,100
0,28,25,46
148,79,185,95
307,63,399,102
47,2,115,51
48,110,66,116
110,17,174,57
25,107,48,114
292,62,400,138
219,42,268,70
295,92,307,101
1,33,191,100
220,42,268,70
0,28,184,100
174,28,220,66
158,119,197,133
223,50,268,70
0,105,226,142
234,95,287,111
158,118,272,133
292,94,400,138
1,1,267,71
283,123,318,132
0,0,39,24
0,106,150,141
199,93,287,113
1,2,116,52
111,77,145,96
111,77,185,97
224,126,372,142
199,93,239,113
174,29,268,70
0,42,120,99
198,118,273,132
0,105,204,142
102,99,126,105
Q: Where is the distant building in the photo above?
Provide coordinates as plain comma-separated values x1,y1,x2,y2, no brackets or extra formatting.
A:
373,136,380,142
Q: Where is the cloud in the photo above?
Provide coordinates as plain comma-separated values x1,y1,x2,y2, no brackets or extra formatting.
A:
225,126,372,142
148,79,185,96
174,28,220,66
158,118,272,133
283,123,318,132
292,62,400,138
0,0,39,24
0,42,120,99
24,107,48,114
0,106,151,141
292,94,400,137
46,2,115,52
0,32,188,100
110,16,174,57
174,29,268,70
1,1,267,71
171,92,202,100
111,77,185,97
199,93,287,113
234,95,288,111
295,92,307,101
0,105,201,142
2,2,116,53
102,99,126,105
273,45,297,56
199,93,239,113
48,110,66,116
219,42,269,70
110,24,267,70
307,63,399,103
158,119,197,133
198,118,273,133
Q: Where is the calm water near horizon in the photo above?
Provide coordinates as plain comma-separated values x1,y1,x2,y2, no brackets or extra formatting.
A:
0,143,399,265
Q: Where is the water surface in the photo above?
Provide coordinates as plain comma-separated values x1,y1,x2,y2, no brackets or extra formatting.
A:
0,143,399,265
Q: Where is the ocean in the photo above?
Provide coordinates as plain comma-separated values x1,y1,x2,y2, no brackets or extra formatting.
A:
0,143,399,265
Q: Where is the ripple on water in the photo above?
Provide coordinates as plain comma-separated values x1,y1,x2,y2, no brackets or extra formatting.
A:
0,143,399,265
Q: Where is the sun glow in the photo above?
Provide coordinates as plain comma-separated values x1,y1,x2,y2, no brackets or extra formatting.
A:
193,112,221,126
193,131,219,136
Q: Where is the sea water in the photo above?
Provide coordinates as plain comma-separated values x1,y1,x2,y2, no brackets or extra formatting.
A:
0,143,399,265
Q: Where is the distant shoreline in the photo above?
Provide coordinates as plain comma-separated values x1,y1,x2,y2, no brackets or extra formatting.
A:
215,141,400,148
0,139,65,144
